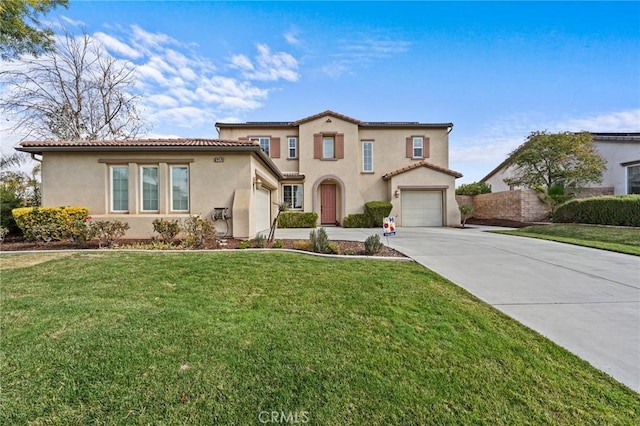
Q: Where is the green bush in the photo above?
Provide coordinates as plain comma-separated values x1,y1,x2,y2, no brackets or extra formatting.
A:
272,240,284,248
252,233,266,248
327,242,340,255
12,206,89,242
310,227,330,253
89,220,129,248
277,212,318,228
152,218,181,244
365,201,393,227
344,213,374,228
181,215,217,249
1,188,23,235
238,241,251,249
455,182,492,196
364,234,384,255
553,195,640,227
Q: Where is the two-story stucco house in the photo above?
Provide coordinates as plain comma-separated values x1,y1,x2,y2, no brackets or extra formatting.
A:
17,110,462,239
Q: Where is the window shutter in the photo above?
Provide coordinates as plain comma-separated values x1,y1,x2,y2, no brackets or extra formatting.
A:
406,137,413,158
270,137,280,158
336,133,344,159
424,136,430,158
314,134,322,159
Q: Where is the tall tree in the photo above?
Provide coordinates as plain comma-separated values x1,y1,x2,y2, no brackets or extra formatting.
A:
0,0,68,60
504,131,607,213
504,131,606,190
0,27,145,140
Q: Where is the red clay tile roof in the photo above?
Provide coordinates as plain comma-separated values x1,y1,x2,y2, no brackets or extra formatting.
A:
18,138,253,148
382,160,463,180
216,110,452,129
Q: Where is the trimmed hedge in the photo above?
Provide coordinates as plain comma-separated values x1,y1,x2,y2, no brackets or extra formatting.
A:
12,206,89,241
344,213,374,228
553,195,640,227
365,201,393,227
455,182,492,196
277,212,318,228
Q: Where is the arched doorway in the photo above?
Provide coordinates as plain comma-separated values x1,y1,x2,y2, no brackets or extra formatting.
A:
312,175,345,226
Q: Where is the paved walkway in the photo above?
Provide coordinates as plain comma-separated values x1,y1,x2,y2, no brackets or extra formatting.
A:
275,226,640,392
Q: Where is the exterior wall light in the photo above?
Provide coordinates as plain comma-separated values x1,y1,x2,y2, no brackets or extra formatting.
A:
394,189,400,198
254,177,263,190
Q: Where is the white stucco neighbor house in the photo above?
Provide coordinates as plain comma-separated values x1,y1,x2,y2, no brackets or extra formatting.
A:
16,110,463,239
481,132,640,195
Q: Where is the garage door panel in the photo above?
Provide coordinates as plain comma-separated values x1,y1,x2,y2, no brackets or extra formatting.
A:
402,191,442,227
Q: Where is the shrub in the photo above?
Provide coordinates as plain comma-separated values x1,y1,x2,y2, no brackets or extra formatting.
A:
343,248,356,255
309,227,330,253
238,241,251,249
277,212,318,228
292,240,312,251
12,206,89,243
344,213,374,228
89,220,129,248
327,242,340,255
272,240,284,248
1,188,23,235
364,234,384,255
253,233,266,248
459,204,474,228
182,215,217,249
553,195,640,227
365,201,393,227
152,218,181,244
0,226,8,242
455,182,492,196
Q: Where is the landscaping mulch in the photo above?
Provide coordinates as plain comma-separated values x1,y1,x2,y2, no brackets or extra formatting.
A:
0,237,407,258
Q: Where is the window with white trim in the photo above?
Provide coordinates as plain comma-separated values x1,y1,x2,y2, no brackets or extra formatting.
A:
251,137,270,155
627,164,640,194
323,136,335,159
283,184,303,210
413,137,424,158
288,137,297,159
170,165,189,211
141,166,159,211
110,166,128,212
362,141,373,172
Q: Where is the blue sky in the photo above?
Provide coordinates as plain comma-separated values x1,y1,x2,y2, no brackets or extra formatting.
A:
2,1,639,183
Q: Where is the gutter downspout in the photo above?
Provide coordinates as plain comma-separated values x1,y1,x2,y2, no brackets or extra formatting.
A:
30,153,43,163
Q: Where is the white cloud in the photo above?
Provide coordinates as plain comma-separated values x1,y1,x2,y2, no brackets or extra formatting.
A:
284,27,302,46
231,44,299,82
553,109,640,132
94,31,142,59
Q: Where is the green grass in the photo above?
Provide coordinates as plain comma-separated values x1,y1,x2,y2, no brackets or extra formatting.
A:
493,224,640,256
1,252,638,424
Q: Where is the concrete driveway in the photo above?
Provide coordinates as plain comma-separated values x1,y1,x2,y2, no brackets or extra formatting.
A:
275,226,640,392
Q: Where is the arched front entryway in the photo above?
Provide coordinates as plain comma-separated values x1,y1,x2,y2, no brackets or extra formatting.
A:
312,175,346,226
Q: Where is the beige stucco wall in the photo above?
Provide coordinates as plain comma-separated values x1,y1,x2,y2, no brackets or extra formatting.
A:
40,150,278,239
387,166,460,227
219,115,456,227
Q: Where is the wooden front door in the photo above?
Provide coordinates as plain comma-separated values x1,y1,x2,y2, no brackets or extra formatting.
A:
320,184,336,224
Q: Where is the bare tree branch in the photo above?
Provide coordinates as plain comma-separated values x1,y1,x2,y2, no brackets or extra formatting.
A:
0,25,146,140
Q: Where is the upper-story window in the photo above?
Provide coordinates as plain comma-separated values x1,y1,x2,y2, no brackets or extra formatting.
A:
413,137,424,159
288,137,298,159
323,136,335,159
251,137,270,155
362,141,373,172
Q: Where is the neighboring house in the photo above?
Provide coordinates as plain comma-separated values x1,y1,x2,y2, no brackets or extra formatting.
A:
481,132,640,195
16,110,462,239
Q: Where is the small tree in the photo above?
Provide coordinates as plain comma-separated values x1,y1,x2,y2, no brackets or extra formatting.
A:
504,131,606,213
459,204,474,228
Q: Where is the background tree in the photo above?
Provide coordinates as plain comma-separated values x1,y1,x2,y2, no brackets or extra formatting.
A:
504,131,606,212
1,152,40,234
0,26,145,140
0,0,68,60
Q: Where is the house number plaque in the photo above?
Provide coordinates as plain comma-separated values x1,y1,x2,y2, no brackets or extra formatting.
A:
214,157,224,163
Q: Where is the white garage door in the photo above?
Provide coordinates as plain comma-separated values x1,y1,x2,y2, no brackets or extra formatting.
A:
255,188,271,233
401,190,443,227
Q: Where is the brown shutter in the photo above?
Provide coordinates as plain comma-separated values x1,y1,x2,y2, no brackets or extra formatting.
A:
406,137,413,158
314,133,322,159
424,136,430,158
336,133,344,159
270,137,280,158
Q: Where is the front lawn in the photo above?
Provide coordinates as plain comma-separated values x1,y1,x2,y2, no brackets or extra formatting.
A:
1,252,638,424
493,224,640,256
